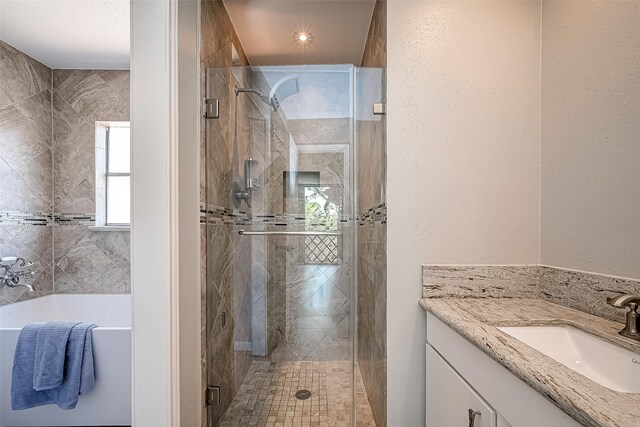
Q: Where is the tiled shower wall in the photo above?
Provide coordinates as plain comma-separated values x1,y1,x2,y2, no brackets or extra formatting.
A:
357,0,387,426
0,40,54,305
0,40,130,305
199,1,253,425
258,114,353,364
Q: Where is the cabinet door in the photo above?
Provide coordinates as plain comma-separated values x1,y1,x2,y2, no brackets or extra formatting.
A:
426,344,496,427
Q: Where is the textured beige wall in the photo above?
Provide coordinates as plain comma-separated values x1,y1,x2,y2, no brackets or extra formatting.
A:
541,0,640,279
387,1,541,425
389,1,541,265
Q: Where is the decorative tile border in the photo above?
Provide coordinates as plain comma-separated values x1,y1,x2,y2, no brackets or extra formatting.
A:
200,203,352,227
0,211,53,226
53,213,96,226
0,211,96,226
357,203,387,224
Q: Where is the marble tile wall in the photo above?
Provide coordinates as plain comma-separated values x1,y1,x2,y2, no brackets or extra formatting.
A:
1,42,130,305
200,2,252,425
287,118,351,147
422,265,640,324
0,40,54,305
243,67,357,365
263,115,353,363
361,0,387,69
357,220,387,425
357,1,388,425
52,69,130,295
52,69,129,212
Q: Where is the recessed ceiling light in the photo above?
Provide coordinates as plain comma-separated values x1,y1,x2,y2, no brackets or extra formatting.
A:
293,31,312,44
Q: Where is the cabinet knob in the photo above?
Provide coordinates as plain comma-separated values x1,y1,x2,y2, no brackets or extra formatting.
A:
468,409,481,427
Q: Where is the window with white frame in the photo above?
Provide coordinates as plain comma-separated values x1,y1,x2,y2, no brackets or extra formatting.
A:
96,122,131,226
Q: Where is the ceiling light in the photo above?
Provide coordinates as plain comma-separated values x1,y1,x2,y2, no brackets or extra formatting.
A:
294,31,312,44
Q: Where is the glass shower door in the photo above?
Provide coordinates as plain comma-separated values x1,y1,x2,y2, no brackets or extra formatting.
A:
203,64,258,427
205,64,362,426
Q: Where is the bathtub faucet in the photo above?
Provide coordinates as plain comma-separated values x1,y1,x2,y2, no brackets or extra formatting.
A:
0,256,36,292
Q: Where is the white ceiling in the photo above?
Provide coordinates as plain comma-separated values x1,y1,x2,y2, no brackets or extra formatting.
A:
0,0,130,69
222,0,376,66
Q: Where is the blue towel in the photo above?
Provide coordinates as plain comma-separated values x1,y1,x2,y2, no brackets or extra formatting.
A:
11,322,98,411
33,321,80,391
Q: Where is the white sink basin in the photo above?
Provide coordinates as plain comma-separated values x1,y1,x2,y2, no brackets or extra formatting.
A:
497,325,640,393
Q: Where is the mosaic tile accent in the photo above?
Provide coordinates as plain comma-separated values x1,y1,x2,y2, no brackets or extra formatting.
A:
54,213,96,226
0,211,98,226
201,203,352,228
219,360,376,427
357,204,387,225
201,204,250,224
0,211,53,226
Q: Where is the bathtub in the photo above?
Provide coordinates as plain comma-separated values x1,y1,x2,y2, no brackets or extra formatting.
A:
0,294,131,426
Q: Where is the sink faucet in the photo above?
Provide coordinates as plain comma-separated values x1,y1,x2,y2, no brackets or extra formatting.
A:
607,294,640,340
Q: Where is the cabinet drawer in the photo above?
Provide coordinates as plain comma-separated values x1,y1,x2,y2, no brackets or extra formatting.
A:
426,344,496,427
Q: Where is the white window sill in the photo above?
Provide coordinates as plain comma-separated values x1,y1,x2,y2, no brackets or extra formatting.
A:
88,225,131,232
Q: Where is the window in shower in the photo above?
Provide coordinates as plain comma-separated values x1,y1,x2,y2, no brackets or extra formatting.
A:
303,185,340,264
95,121,131,226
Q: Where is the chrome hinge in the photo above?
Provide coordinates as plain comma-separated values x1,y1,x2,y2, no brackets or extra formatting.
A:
206,386,221,406
373,102,386,115
202,98,220,119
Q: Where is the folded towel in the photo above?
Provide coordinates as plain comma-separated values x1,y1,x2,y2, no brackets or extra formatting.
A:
33,320,80,391
12,322,98,411
56,323,98,408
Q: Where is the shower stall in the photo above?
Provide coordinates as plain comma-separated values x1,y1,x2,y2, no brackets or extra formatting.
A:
203,64,384,426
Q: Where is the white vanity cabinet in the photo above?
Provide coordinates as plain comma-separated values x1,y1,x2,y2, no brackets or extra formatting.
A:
425,312,582,427
426,345,497,427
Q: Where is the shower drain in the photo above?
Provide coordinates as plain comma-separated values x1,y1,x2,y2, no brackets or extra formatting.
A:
295,389,312,400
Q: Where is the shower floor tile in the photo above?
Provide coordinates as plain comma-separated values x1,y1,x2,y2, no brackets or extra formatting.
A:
219,360,377,427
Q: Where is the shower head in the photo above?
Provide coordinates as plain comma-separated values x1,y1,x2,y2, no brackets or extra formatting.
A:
235,74,299,114
269,74,299,103
236,87,279,112
265,95,280,112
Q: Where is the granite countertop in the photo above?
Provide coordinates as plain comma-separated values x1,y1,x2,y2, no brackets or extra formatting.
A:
420,297,640,427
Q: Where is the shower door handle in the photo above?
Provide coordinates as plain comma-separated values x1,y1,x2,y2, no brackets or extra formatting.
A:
468,409,481,427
